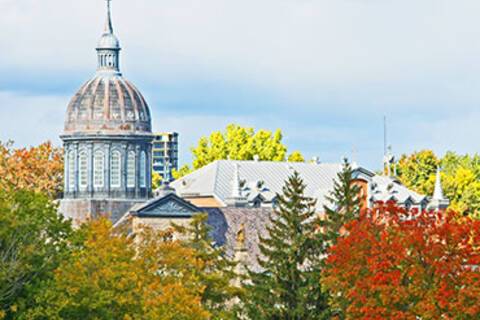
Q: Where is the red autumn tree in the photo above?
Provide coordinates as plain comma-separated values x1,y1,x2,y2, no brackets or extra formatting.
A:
324,202,480,320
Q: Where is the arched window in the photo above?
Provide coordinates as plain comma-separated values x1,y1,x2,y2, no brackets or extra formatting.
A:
127,151,136,188
110,150,121,188
79,151,88,189
68,150,75,190
93,150,105,188
139,151,147,188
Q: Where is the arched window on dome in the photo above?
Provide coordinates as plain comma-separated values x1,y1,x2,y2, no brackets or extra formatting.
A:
68,150,76,190
139,151,147,188
127,151,136,188
93,150,105,188
79,151,88,189
110,150,121,188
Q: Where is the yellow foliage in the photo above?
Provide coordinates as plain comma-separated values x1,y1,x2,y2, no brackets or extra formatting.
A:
0,141,63,198
29,219,210,319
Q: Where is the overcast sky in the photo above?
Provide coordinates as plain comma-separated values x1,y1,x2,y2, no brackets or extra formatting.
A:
1,0,480,170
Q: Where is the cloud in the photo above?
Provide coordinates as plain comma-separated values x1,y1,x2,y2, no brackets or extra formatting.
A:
1,0,479,170
0,91,67,147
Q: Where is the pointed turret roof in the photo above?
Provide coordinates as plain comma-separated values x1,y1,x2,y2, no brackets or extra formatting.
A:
433,167,445,200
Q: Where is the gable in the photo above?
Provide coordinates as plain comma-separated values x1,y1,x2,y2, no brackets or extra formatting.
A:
133,193,201,218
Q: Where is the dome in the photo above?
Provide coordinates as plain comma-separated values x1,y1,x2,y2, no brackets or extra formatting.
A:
97,32,120,49
64,74,152,135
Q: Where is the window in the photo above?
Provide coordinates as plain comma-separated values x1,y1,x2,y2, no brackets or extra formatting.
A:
79,151,88,189
139,151,147,188
127,151,136,188
110,150,121,188
93,150,105,188
68,150,75,190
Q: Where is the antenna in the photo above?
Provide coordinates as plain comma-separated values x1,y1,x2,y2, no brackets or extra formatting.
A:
383,115,387,157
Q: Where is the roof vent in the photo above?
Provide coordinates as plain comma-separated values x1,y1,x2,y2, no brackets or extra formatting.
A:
253,155,260,162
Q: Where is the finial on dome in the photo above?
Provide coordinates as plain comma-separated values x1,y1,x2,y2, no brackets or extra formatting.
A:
105,0,113,34
96,0,121,73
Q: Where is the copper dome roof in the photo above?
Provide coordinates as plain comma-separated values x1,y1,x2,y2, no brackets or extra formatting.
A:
63,1,152,136
64,74,152,135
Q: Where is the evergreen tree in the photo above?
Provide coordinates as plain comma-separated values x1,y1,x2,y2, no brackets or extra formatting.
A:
322,158,361,246
174,213,241,320
243,172,330,320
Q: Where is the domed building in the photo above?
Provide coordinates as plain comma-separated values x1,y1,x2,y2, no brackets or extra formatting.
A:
59,1,153,224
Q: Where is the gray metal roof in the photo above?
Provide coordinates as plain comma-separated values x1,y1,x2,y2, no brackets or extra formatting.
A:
371,175,427,205
172,160,366,210
171,160,428,210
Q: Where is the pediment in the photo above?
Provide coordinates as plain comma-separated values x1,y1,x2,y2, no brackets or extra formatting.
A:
133,193,201,218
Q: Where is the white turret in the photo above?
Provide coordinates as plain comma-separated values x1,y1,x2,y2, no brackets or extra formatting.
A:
225,163,248,207
428,167,450,211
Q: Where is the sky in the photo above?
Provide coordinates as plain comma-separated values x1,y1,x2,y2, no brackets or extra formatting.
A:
1,0,480,170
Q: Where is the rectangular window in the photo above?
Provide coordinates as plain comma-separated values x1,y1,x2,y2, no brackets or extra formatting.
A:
127,151,136,188
110,151,121,188
94,151,105,188
68,151,75,190
139,152,146,188
79,152,88,189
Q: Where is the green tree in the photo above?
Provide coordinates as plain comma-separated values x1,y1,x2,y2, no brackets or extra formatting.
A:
322,158,361,246
174,214,241,320
0,188,72,319
243,172,330,320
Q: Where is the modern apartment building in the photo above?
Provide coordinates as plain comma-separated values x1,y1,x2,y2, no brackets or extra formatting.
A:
152,132,179,182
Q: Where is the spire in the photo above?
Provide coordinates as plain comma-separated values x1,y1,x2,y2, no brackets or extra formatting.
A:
225,163,247,207
104,0,113,34
231,163,241,198
96,0,121,74
429,166,450,211
433,167,444,200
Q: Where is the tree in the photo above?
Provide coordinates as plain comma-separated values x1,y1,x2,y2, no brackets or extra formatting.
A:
288,151,305,163
324,202,480,319
396,150,439,196
27,219,209,320
191,124,298,170
396,150,480,216
0,141,63,199
243,172,330,320
321,158,361,246
172,164,193,180
0,188,72,319
152,172,163,190
174,213,241,320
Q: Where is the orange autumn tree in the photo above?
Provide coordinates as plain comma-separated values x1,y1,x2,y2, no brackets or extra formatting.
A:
0,141,63,198
324,202,480,320
27,218,209,320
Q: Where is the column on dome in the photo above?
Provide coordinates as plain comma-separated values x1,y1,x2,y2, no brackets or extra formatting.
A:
146,143,152,193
